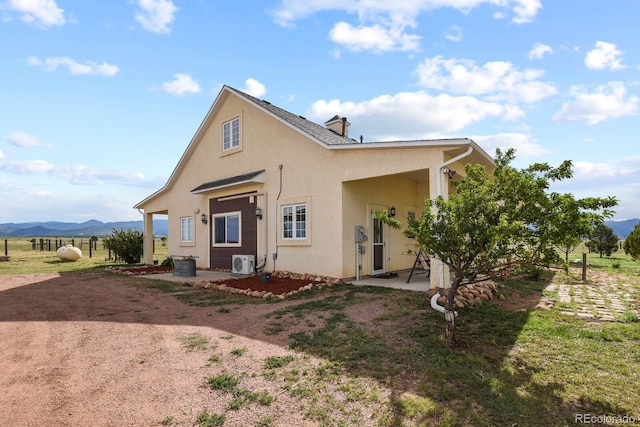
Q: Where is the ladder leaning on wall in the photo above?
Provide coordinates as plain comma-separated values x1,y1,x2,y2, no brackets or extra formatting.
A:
406,250,430,283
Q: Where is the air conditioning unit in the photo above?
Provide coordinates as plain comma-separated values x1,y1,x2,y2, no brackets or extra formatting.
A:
232,255,255,275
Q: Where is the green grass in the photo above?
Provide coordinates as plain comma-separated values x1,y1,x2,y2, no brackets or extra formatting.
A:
272,269,640,426
3,240,638,425
205,373,274,411
179,332,210,352
0,236,169,274
194,411,225,427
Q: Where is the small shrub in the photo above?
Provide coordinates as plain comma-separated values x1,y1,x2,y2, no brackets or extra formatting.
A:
160,415,175,425
103,228,143,264
257,416,275,427
611,260,621,269
179,333,209,352
264,355,294,369
195,411,225,427
231,347,246,356
206,373,239,391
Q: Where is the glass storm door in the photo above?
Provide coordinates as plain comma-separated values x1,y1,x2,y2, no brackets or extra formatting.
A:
372,214,385,275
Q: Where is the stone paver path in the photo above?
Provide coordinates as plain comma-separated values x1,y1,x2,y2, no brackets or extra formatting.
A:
544,271,638,321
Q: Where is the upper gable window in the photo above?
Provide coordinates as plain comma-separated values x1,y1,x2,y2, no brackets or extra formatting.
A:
222,117,240,151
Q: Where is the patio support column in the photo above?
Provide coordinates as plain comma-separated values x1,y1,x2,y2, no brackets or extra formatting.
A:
428,166,451,289
432,146,474,289
143,212,154,265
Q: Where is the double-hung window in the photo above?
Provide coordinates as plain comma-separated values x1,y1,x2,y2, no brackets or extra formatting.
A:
282,204,306,239
180,216,194,243
213,212,241,246
222,118,240,151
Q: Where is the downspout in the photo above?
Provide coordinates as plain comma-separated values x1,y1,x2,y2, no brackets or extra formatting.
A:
435,146,474,288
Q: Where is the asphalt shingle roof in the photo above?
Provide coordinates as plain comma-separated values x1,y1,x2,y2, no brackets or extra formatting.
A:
191,170,265,193
226,86,356,146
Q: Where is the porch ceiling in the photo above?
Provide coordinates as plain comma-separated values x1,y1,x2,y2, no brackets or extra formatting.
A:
398,169,429,183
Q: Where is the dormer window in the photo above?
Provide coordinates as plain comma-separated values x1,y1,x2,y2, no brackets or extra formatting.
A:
223,117,240,151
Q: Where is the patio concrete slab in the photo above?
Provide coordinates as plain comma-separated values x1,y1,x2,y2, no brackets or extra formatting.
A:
136,270,235,284
352,270,432,292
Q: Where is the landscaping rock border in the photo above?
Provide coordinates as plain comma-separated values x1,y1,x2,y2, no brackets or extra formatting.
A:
189,270,343,300
427,279,503,308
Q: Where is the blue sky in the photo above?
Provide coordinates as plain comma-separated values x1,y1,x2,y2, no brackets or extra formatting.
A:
1,0,638,223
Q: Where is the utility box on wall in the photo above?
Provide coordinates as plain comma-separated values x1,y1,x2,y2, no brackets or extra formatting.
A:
355,225,367,243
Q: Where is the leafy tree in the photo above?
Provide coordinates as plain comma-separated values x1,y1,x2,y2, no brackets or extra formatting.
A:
103,228,143,264
586,223,619,258
623,224,640,261
550,193,602,268
379,149,616,345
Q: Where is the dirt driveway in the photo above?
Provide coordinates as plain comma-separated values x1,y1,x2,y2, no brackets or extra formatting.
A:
0,270,359,427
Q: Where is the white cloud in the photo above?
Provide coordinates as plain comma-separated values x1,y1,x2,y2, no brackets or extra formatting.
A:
7,131,41,147
0,150,4,161
552,81,638,125
272,1,540,53
135,0,178,34
272,1,542,27
415,55,557,103
585,41,625,70
472,133,549,157
0,157,157,187
329,21,421,53
528,43,552,60
159,73,201,96
0,159,56,173
444,25,463,42
511,0,542,24
307,90,512,140
7,0,65,28
242,78,267,97
27,56,119,76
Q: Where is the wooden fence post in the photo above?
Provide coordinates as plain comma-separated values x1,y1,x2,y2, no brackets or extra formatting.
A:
582,253,587,281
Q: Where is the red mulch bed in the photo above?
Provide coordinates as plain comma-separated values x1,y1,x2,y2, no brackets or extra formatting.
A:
211,275,323,295
117,266,329,295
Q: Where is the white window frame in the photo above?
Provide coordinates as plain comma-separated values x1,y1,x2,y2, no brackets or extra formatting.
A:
180,216,194,243
222,117,240,151
282,203,307,240
212,211,242,247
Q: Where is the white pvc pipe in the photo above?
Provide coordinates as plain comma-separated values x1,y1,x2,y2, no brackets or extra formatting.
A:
430,293,458,317
430,293,445,313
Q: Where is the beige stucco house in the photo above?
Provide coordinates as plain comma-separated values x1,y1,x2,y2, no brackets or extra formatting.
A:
134,85,495,288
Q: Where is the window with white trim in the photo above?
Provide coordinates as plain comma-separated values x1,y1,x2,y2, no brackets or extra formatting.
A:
282,204,306,239
213,211,241,246
222,117,240,151
180,216,194,243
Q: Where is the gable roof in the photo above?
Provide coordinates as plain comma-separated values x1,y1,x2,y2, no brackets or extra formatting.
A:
134,85,494,209
226,86,355,146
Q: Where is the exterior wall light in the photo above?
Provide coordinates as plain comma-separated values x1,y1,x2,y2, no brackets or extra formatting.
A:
256,206,263,220
389,206,396,217
201,213,208,224
443,167,456,179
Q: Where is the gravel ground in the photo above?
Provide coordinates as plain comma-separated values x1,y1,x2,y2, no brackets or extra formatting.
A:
0,271,389,427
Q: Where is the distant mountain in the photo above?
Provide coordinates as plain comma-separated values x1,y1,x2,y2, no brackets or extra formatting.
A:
0,220,168,237
605,218,639,239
